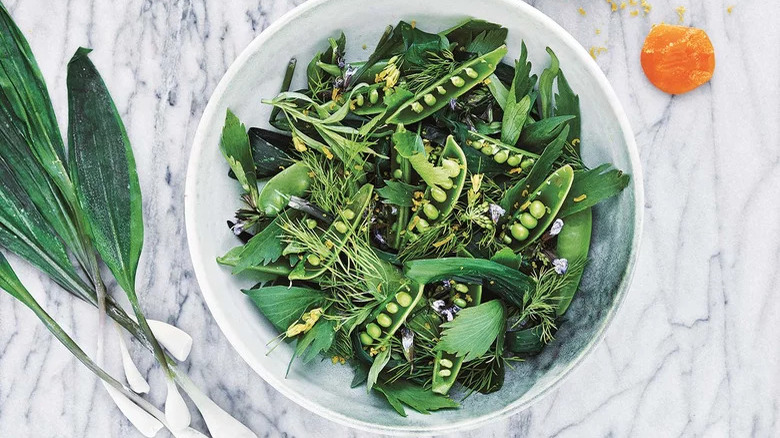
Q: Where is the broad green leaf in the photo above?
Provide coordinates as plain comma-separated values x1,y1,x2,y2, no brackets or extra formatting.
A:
393,129,451,189
537,47,560,119
501,94,530,146
559,164,630,217
374,380,459,416
444,19,507,55
295,319,336,364
220,109,258,201
376,180,421,207
435,300,505,362
490,247,523,270
243,286,326,332
399,21,449,67
511,42,537,101
231,214,287,274
367,347,390,391
554,69,581,145
67,47,143,295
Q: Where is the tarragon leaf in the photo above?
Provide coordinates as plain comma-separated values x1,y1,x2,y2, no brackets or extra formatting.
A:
511,42,537,101
220,109,258,201
242,286,326,332
367,346,391,391
501,94,531,146
392,129,451,188
538,47,560,119
559,164,630,217
374,380,459,416
377,180,421,207
554,69,581,145
435,300,505,362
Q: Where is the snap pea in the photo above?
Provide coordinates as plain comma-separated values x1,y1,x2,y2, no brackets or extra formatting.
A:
410,135,466,228
554,207,592,316
386,45,508,124
350,83,387,115
390,128,413,249
502,165,574,251
359,282,424,349
432,282,483,395
288,183,373,280
464,131,538,175
257,161,313,217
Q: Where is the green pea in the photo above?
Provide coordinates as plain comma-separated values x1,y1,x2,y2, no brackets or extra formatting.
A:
438,369,452,377
366,323,382,339
423,94,437,106
471,140,483,149
510,222,529,241
334,220,348,234
393,169,403,179
360,332,373,346
356,94,364,106
453,297,468,308
342,209,356,220
450,76,466,87
521,158,535,169
423,203,440,220
481,144,495,155
493,150,509,164
305,218,318,229
507,155,522,167
385,88,394,96
502,233,513,244
395,291,413,307
464,67,479,79
439,178,454,190
415,218,430,232
439,358,453,368
386,302,399,314
436,85,447,95
441,158,461,177
369,89,379,104
411,102,424,113
395,154,402,164
377,313,392,328
431,187,447,203
529,201,546,219
454,283,469,293
520,212,538,229
307,254,321,266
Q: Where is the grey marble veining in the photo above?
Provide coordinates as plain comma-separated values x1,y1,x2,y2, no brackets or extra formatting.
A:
0,0,777,437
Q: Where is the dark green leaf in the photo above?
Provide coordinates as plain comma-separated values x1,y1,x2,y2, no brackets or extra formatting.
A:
351,365,369,388
444,19,507,55
554,69,580,145
231,214,288,274
374,380,459,416
247,128,292,178
295,319,336,364
0,249,34,305
559,164,630,217
216,246,291,283
511,42,537,101
435,300,505,362
399,21,449,67
242,286,326,332
538,47,560,119
67,47,143,295
519,115,574,152
505,325,547,355
501,94,531,146
376,180,421,207
220,109,258,200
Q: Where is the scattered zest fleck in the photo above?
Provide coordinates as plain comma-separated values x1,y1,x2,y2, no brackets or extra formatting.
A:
727,5,734,14
573,194,588,202
578,7,586,16
589,46,608,59
676,6,686,23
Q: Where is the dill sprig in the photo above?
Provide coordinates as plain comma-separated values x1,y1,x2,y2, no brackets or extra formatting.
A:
301,152,365,213
398,220,463,261
405,50,457,94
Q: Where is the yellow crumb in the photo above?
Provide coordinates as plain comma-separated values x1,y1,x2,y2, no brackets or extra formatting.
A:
362,44,367,50
630,10,639,16
621,2,627,9
629,0,638,5
589,46,608,59
676,6,686,23
578,7,586,16
411,20,416,29
611,1,618,12
727,5,734,14
595,28,602,35
573,194,588,202
641,0,652,14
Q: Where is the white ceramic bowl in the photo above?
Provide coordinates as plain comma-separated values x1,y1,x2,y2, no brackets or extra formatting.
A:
185,0,643,434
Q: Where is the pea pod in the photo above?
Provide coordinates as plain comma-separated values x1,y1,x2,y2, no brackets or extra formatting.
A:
350,83,388,115
386,45,508,124
554,207,592,316
432,282,482,395
390,127,413,249
502,165,574,251
257,162,313,217
288,183,373,280
464,131,538,172
359,282,424,349
406,136,467,236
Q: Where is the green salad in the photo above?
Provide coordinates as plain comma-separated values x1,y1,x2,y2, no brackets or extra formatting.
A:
217,19,629,416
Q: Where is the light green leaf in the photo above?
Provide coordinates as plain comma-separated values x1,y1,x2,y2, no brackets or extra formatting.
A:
559,164,630,217
367,347,391,391
231,214,287,274
435,300,505,362
490,247,523,270
485,74,508,109
295,319,336,364
376,180,421,207
538,47,560,119
242,286,326,332
392,129,451,189
501,94,530,146
220,109,258,201
374,380,459,416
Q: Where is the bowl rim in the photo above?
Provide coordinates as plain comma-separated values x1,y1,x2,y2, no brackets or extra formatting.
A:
184,0,644,434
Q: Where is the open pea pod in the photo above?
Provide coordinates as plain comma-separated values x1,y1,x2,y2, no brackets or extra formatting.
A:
432,282,482,395
288,183,374,280
554,207,592,316
357,282,424,349
349,83,389,115
257,161,313,217
463,131,539,174
387,45,508,124
502,165,574,251
406,135,467,237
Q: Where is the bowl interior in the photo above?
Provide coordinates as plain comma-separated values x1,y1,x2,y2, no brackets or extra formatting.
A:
185,0,642,433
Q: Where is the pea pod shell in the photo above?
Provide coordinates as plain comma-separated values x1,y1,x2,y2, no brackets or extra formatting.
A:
554,207,592,316
387,45,508,124
257,162,312,217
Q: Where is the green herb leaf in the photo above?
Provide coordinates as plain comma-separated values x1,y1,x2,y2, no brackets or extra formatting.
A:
367,346,391,391
393,129,451,188
242,286,326,332
374,380,459,416
538,47,560,119
554,69,580,145
231,214,288,274
501,94,531,146
377,180,421,207
559,164,630,217
511,42,537,101
67,48,143,296
220,109,258,201
295,319,336,364
485,74,508,110
444,19,507,55
247,128,292,178
519,115,574,152
435,300,505,362
399,21,449,67
216,246,291,283
490,247,523,270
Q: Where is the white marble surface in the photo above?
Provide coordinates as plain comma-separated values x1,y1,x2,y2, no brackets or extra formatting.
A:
0,0,777,436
